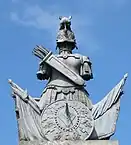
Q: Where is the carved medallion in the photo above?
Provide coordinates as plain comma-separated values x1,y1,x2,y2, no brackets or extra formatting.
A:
41,100,94,141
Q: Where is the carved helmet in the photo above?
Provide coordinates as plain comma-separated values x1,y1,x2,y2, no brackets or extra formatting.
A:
56,16,77,50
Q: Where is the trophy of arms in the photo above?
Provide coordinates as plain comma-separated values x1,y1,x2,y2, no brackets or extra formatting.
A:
33,16,94,140
9,16,127,144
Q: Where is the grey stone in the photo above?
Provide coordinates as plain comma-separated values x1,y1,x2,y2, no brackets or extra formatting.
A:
19,140,118,145
9,16,128,144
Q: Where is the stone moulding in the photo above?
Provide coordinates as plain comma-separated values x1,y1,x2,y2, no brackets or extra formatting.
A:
20,140,118,145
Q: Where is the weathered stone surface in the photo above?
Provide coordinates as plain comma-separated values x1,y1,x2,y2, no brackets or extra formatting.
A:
9,16,128,143
20,140,118,145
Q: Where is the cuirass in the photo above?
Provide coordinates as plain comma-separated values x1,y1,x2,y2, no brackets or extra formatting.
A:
47,54,82,87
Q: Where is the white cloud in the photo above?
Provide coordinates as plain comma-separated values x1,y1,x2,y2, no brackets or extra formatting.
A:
9,4,93,43
11,0,126,54
10,4,92,30
10,5,58,30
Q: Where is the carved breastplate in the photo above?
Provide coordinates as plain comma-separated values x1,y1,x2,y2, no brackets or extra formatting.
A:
48,54,81,87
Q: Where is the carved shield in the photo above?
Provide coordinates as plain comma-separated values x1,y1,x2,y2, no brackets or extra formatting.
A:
41,100,94,141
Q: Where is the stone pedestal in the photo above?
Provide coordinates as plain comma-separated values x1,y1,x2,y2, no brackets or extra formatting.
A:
20,140,118,145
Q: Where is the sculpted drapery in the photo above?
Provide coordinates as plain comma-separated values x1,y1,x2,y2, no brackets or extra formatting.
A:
9,16,128,144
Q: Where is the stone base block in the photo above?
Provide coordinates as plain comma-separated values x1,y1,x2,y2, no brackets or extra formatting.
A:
19,140,118,145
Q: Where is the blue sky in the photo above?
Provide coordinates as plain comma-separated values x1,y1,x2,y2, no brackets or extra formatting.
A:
0,0,131,144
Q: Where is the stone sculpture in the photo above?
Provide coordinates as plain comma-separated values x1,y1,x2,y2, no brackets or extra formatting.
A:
9,16,128,145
